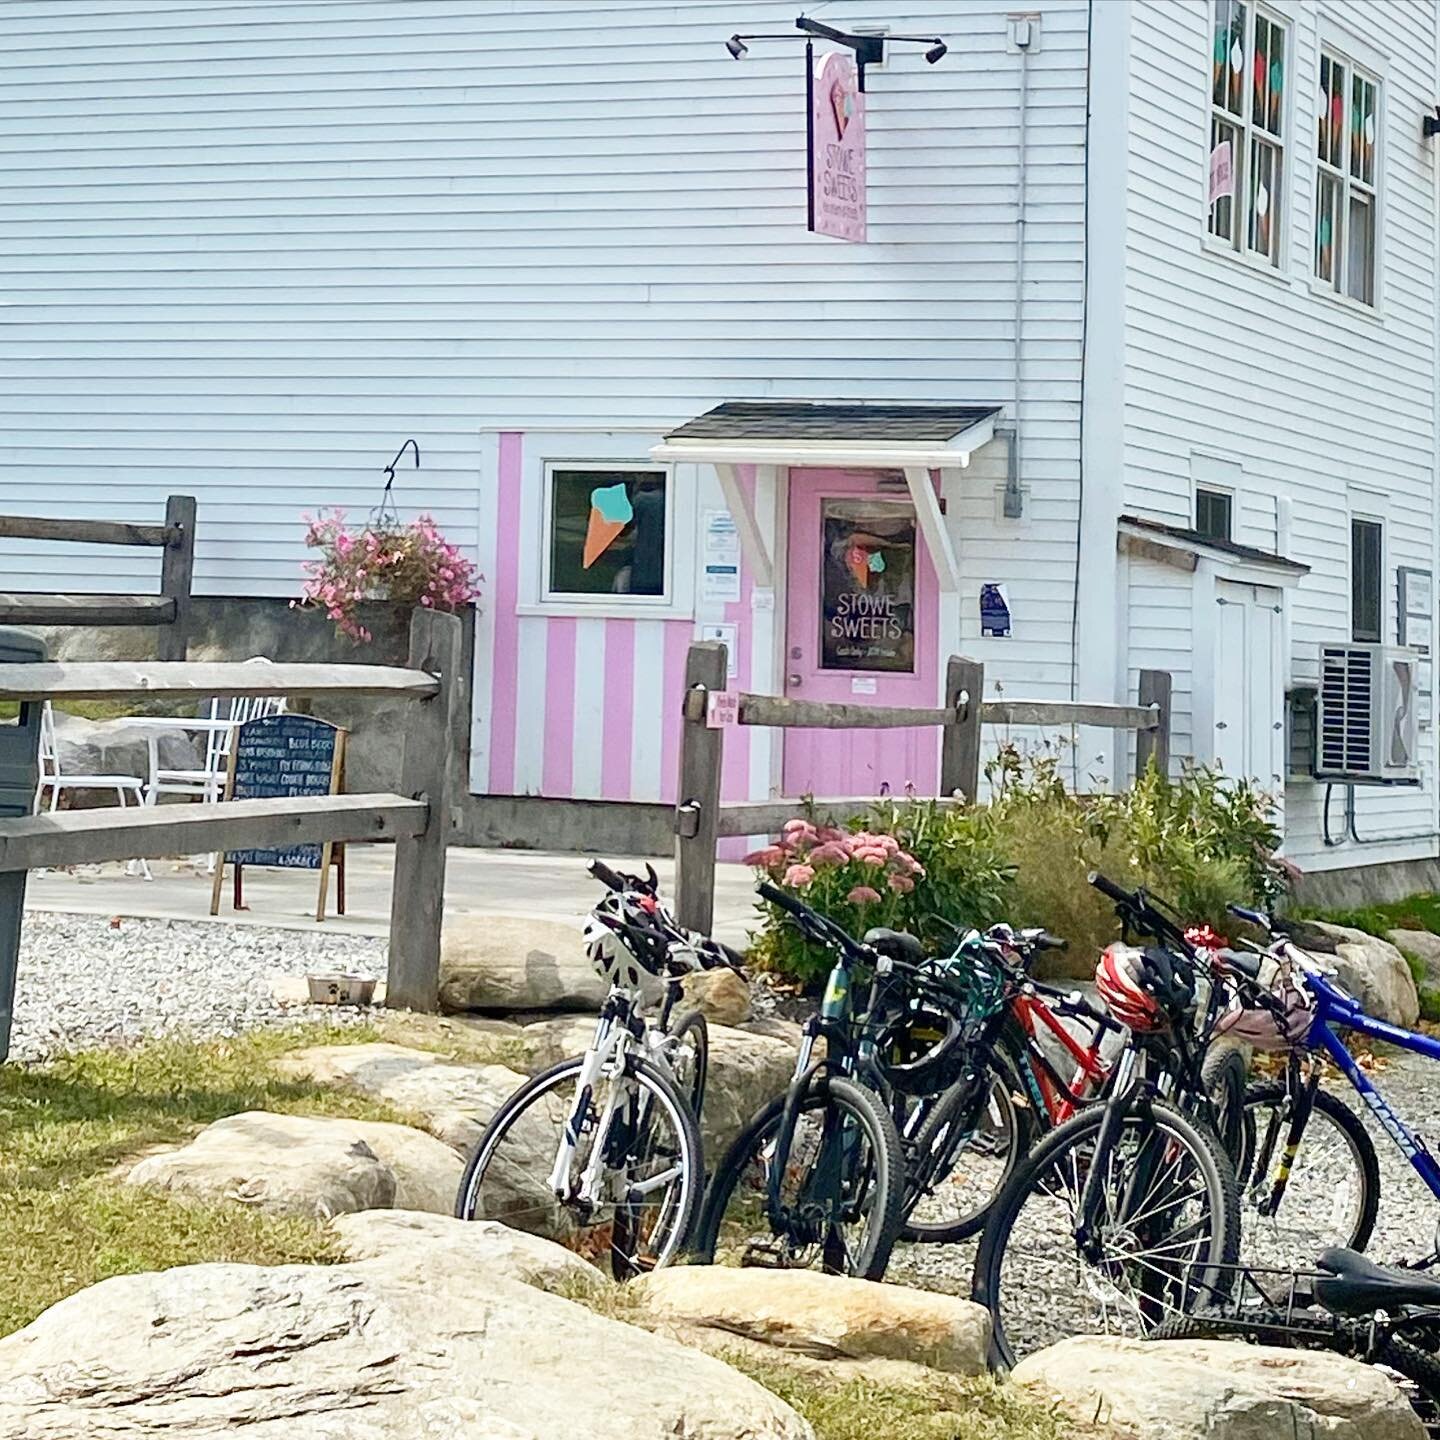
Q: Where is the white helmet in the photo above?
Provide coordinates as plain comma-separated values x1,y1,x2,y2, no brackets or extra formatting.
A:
584,897,655,991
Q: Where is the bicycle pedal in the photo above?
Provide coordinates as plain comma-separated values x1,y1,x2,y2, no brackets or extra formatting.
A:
739,1241,792,1269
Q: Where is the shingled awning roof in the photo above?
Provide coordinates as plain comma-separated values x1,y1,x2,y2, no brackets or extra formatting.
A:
653,400,1000,469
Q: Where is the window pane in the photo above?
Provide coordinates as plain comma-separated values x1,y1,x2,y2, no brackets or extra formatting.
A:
1247,136,1280,264
1253,13,1283,137
1351,74,1377,185
820,500,917,673
1320,54,1346,168
1315,169,1342,285
1352,518,1383,643
1213,0,1246,116
1196,489,1234,542
548,470,668,597
1346,191,1375,305
1208,117,1239,243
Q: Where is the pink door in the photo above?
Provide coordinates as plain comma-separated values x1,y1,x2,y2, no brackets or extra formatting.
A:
782,470,940,796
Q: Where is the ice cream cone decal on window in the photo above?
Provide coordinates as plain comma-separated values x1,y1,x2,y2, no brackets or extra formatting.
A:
583,483,633,569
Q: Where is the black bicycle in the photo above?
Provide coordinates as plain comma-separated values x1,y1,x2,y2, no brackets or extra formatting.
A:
692,881,910,1279
973,873,1248,1367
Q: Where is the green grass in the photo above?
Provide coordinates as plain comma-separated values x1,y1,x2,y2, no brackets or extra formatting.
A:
0,1024,421,1337
721,1354,1103,1440
1297,894,1440,1022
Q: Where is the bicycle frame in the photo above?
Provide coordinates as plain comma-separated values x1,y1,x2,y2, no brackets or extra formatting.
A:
1298,956,1440,1200
1009,989,1113,1125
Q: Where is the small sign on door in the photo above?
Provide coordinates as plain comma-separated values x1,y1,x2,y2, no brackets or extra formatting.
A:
706,690,740,729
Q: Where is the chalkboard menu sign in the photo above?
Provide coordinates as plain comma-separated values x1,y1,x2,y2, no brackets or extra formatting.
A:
211,713,348,922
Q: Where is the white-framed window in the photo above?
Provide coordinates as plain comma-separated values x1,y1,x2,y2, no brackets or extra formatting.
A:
1315,49,1379,306
1195,486,1234,542
1206,0,1287,267
541,463,672,604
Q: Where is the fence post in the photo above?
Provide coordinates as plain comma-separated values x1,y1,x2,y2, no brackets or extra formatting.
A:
674,641,727,936
1136,669,1172,779
387,609,461,1012
941,656,984,802
158,495,196,662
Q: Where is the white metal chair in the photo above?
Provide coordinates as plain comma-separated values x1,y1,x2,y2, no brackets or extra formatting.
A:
35,701,152,880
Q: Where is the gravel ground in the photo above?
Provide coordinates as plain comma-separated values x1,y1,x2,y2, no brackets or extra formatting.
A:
7,912,386,1063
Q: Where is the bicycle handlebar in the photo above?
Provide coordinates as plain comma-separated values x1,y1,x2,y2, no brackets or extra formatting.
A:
1227,902,1275,933
589,858,626,892
757,881,865,958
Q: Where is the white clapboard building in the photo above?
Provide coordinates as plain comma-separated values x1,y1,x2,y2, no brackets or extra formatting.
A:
0,0,1436,893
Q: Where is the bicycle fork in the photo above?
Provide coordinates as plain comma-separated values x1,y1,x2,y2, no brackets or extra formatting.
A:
550,1018,621,1206
1074,1048,1140,1262
1255,1062,1320,1219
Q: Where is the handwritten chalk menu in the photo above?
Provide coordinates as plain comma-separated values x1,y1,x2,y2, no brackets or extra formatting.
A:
227,714,342,869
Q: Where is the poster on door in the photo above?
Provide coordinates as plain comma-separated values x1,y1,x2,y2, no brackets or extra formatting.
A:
819,502,916,672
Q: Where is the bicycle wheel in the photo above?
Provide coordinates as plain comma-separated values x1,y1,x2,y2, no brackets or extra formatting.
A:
455,1053,703,1280
902,1046,1038,1244
1152,1308,1440,1437
1235,1080,1380,1269
973,1094,1241,1368
693,1074,906,1280
1199,1044,1247,1168
669,1009,709,1119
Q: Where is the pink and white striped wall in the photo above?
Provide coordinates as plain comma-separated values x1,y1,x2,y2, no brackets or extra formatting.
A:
469,431,770,812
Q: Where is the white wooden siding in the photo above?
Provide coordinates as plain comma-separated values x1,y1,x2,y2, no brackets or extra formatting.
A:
1120,0,1439,870
1126,555,1196,774
0,0,1089,651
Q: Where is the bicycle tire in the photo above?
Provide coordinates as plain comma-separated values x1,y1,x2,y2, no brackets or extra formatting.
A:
1199,1044,1248,1168
670,1009,709,1120
1237,1080,1380,1259
901,1043,1038,1244
1150,1307,1440,1437
973,1092,1241,1369
693,1073,906,1280
454,1053,704,1279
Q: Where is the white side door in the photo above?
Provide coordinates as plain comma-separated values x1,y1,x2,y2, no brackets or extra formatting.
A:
1213,580,1285,789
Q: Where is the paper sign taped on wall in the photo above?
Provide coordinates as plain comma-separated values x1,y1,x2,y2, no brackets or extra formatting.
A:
1208,140,1234,204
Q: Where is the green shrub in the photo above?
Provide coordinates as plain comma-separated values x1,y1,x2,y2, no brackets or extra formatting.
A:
747,748,1286,986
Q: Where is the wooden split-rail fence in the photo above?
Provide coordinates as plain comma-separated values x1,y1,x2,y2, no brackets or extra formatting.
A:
673,642,1172,935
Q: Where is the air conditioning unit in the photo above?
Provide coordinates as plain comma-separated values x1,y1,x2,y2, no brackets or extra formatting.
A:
1316,644,1421,786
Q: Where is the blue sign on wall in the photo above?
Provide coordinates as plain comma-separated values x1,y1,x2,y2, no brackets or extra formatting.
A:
980,583,1012,638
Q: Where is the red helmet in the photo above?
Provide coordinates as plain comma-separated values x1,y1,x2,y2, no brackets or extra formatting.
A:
1096,943,1169,1033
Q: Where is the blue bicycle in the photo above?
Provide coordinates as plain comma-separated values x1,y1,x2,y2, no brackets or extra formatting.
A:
1223,904,1433,1271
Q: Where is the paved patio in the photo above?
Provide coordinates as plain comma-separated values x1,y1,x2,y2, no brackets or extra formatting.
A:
23,846,761,948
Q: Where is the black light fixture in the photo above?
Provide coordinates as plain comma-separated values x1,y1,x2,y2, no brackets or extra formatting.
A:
1425,104,1440,138
724,14,949,91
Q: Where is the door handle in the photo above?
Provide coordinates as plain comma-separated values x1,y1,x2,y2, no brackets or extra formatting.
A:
788,674,803,688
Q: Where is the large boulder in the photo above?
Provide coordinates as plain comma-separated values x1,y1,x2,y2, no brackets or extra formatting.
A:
275,1042,529,1152
328,1209,604,1294
1389,928,1440,995
681,967,754,1026
438,914,604,1014
1294,922,1419,1026
1013,1336,1424,1440
635,1267,990,1378
0,1257,813,1440
272,1045,563,1235
124,1110,463,1218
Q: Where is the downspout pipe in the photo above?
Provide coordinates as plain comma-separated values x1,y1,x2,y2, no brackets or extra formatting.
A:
1004,18,1034,519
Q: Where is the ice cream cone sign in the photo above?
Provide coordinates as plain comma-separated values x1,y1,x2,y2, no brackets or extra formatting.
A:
584,483,634,569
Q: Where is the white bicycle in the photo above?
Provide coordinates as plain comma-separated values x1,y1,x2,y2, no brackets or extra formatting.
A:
455,860,740,1279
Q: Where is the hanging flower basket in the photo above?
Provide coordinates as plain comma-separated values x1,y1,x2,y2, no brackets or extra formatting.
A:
295,509,481,642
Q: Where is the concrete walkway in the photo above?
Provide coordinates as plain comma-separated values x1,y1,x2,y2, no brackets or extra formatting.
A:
24,847,762,948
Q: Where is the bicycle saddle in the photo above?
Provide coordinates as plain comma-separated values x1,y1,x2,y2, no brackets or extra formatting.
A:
1314,1247,1440,1316
864,928,927,965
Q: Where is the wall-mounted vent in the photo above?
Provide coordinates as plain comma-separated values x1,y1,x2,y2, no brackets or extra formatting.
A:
1316,644,1420,786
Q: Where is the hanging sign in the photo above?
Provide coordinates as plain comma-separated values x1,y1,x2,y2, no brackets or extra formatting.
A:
1208,140,1234,204
809,51,866,242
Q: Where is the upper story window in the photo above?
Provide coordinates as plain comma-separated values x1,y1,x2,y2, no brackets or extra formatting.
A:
1195,487,1234,542
1315,50,1379,306
545,466,670,601
1207,0,1287,267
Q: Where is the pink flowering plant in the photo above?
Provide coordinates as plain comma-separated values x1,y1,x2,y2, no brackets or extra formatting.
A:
746,800,1013,984
297,509,480,642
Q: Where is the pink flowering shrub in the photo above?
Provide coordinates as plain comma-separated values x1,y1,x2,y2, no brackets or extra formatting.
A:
296,509,481,642
746,802,1010,984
